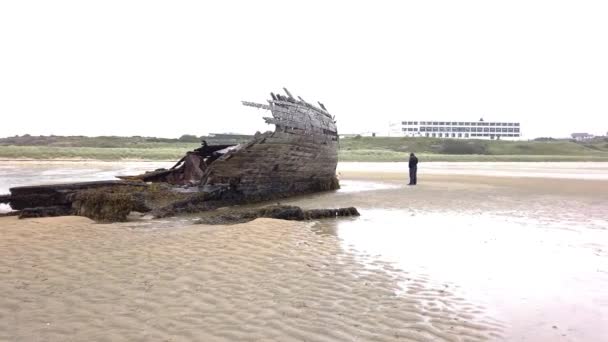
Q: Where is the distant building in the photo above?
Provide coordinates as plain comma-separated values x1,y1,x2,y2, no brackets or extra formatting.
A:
390,119,521,140
571,133,593,141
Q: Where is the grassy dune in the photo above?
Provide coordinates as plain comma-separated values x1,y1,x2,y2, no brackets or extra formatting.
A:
1,135,608,162
339,150,608,162
0,145,194,161
339,137,608,161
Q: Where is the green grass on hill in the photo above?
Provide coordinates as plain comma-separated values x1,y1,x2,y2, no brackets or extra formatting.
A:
1,135,607,162
339,136,608,155
0,146,192,160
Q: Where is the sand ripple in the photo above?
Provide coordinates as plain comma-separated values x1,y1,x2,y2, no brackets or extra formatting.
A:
0,216,501,341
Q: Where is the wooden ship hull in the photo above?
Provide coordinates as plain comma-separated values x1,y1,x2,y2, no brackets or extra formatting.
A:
1,89,340,221
202,89,339,198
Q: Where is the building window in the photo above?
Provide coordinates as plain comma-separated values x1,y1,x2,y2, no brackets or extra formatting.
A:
515,128,520,132
515,123,520,126
413,121,418,125
432,133,436,137
502,128,507,132
458,133,462,138
465,133,469,138
402,121,407,125
414,128,418,131
425,133,429,137
452,133,456,137
508,128,514,132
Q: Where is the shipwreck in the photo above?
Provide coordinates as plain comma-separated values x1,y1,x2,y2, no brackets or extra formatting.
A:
0,89,343,222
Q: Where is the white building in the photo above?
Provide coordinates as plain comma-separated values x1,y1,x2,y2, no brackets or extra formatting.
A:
390,119,521,140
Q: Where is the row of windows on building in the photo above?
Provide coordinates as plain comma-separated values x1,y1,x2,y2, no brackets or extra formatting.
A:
403,127,521,133
423,133,520,138
402,121,520,127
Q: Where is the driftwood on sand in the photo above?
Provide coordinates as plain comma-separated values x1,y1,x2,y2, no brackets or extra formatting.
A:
2,89,352,222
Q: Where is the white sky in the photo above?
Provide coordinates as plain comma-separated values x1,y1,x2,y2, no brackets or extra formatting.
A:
1,0,607,139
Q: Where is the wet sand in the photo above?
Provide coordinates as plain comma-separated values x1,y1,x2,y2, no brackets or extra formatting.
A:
0,216,502,342
1,162,608,341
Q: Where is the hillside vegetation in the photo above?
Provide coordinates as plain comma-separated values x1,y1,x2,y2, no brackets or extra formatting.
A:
1,135,607,162
340,136,608,155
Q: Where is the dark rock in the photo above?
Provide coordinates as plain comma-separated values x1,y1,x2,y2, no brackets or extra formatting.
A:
304,207,360,219
195,205,359,225
259,205,305,220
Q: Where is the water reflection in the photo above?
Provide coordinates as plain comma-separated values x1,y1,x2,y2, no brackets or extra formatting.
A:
336,179,401,193
313,209,608,341
339,162,608,180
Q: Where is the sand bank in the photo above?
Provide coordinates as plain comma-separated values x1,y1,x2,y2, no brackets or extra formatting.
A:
2,161,607,341
0,216,501,342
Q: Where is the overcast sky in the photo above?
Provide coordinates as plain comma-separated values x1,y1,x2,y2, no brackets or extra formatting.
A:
1,0,607,139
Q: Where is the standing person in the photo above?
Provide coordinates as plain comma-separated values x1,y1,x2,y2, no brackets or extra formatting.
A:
408,153,418,185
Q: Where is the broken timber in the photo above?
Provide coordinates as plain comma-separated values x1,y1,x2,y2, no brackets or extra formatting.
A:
2,89,341,221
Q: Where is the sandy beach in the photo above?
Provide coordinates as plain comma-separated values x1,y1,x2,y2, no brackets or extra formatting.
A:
1,162,607,341
0,216,502,342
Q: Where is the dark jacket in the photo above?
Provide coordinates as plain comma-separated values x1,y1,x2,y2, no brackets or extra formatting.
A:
409,155,418,168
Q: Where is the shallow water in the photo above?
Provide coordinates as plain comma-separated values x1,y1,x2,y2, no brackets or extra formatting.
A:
1,161,608,340
312,209,608,341
0,161,171,213
339,161,608,180
0,161,172,194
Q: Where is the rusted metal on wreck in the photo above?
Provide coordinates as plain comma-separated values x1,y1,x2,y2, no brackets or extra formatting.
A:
1,89,341,220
